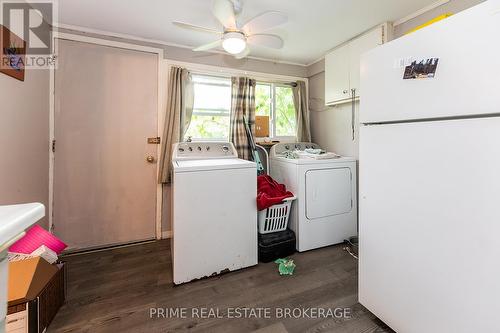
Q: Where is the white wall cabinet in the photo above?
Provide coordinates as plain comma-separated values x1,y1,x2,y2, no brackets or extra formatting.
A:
325,23,392,106
325,43,351,103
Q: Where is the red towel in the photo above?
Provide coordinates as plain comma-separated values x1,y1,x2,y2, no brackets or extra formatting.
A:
257,175,294,211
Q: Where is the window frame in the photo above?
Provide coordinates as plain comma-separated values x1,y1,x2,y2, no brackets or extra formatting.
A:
187,74,232,142
256,81,296,141
167,60,308,144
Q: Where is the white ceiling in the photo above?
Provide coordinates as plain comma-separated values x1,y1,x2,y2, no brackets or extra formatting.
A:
58,0,438,66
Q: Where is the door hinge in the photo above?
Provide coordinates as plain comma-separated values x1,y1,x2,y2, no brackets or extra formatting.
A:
52,139,56,153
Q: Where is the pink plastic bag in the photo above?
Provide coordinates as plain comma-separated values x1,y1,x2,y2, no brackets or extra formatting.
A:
9,225,67,255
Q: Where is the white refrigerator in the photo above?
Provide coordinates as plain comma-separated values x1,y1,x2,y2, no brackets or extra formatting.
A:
359,1,500,332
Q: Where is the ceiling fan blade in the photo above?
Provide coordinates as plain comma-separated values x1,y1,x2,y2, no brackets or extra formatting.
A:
242,11,288,34
193,39,223,52
234,46,250,59
212,0,237,29
247,34,284,49
173,22,221,35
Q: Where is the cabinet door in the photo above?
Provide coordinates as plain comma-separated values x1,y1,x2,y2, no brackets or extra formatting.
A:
349,26,383,97
325,43,350,105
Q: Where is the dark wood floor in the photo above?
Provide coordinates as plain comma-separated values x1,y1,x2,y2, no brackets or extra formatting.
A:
48,240,393,333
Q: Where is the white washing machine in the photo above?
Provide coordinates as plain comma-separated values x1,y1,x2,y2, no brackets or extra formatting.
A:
270,143,357,252
171,142,257,285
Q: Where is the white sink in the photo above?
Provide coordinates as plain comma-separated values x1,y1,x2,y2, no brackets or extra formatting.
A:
0,203,45,246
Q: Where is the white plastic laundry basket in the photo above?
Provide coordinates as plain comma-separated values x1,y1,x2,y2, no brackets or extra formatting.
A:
258,197,296,234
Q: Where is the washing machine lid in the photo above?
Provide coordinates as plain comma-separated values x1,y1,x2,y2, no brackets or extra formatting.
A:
173,158,256,173
271,156,356,165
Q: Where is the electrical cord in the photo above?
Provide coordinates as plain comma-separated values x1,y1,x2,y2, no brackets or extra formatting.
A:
351,88,356,141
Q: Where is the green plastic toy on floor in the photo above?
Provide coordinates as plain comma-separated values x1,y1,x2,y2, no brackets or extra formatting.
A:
275,258,296,275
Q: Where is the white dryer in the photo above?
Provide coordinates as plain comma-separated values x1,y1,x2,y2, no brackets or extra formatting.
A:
270,143,357,252
172,142,257,285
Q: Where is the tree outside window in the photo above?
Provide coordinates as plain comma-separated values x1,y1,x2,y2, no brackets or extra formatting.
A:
185,75,297,141
255,83,296,139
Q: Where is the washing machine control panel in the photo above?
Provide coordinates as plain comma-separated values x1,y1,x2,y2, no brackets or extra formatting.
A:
173,142,238,160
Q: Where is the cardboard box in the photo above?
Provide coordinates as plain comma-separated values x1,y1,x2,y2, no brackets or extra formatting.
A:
255,116,270,138
7,258,65,333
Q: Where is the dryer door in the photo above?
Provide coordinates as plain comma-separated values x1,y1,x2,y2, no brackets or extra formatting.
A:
305,168,353,220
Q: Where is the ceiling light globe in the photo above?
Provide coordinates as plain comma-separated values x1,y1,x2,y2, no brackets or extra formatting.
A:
222,32,246,55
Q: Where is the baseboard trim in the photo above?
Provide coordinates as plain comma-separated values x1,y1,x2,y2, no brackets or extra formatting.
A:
161,230,173,239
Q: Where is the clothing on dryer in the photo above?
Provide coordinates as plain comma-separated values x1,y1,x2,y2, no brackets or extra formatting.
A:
295,151,341,160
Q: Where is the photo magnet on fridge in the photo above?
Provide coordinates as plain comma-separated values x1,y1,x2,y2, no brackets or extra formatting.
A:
403,58,439,80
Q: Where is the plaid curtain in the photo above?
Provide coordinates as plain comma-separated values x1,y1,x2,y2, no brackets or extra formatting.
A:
230,77,256,161
292,81,311,142
158,67,192,184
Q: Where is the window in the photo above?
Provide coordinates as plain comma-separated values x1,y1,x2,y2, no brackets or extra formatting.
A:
184,75,231,141
255,83,296,138
184,74,298,141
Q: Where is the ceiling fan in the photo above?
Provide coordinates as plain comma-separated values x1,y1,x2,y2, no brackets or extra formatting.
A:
173,0,287,59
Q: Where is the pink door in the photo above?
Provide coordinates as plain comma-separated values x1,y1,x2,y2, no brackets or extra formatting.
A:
54,39,158,250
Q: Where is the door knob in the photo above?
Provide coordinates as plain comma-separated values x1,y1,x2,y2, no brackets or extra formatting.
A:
146,155,155,163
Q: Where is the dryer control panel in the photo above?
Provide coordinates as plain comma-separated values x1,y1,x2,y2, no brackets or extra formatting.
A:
172,142,238,160
270,142,321,157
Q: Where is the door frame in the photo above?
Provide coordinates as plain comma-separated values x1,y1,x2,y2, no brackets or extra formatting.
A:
49,32,166,240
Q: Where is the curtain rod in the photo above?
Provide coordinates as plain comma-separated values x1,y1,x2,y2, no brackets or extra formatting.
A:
189,70,299,86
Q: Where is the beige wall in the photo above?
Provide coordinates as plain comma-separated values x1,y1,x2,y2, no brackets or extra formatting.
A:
55,27,308,234
309,70,361,158
57,27,308,78
0,69,50,227
160,44,307,77
1,0,482,235
307,57,360,157
307,0,484,159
